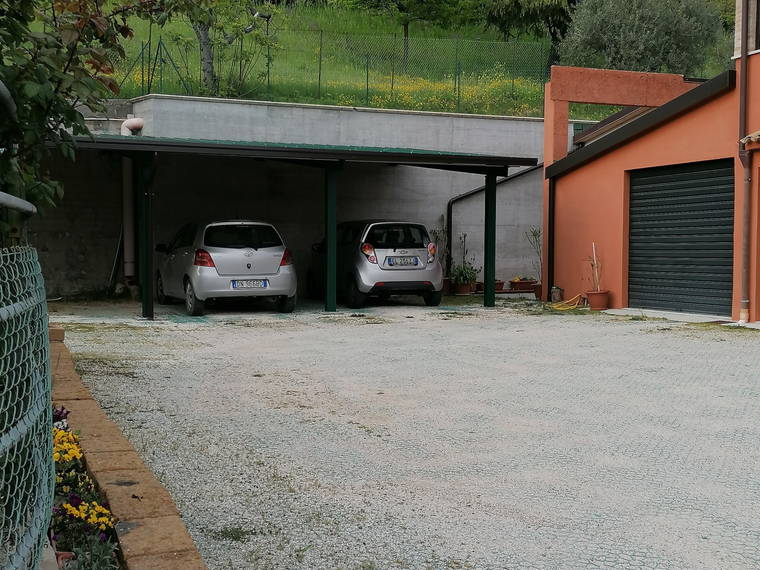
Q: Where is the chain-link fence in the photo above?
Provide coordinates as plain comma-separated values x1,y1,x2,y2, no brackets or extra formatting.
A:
115,30,551,117
0,246,53,570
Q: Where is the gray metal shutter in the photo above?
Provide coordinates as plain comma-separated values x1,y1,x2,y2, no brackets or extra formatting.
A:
629,159,734,315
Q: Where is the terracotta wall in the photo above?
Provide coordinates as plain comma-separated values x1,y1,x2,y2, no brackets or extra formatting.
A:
549,54,760,320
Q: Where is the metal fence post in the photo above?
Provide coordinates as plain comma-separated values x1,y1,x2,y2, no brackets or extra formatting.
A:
390,36,396,103
141,40,145,95
317,30,323,99
365,55,370,106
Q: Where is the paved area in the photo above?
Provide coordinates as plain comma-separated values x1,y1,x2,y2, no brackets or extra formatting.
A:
54,298,760,569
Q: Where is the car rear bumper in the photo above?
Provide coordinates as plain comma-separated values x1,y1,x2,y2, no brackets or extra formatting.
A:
368,281,436,294
356,260,443,294
190,266,297,300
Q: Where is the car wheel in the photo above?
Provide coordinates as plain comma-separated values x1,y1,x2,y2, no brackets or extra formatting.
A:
277,294,297,313
346,278,367,309
185,280,205,316
156,273,171,305
424,290,442,307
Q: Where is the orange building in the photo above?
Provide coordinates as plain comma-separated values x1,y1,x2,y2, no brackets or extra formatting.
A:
542,0,760,321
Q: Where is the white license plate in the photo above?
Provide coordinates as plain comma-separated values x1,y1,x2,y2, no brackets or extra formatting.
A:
387,256,419,267
231,279,267,289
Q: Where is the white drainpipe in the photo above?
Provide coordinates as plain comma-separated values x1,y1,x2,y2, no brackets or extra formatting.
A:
121,116,144,282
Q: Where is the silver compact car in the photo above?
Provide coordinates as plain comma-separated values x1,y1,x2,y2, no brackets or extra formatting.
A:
308,220,443,308
155,221,297,316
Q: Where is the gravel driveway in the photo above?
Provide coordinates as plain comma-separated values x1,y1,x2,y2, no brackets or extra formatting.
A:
56,299,760,569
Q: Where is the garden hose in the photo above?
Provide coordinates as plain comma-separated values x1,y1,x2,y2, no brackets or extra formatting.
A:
550,294,584,311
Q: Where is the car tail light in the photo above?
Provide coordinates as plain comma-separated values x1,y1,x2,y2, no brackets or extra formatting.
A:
361,242,377,264
193,249,215,267
280,248,293,266
427,243,437,263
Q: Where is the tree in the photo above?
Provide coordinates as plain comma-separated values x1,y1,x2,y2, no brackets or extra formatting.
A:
469,0,577,44
559,0,721,75
185,1,279,96
348,0,454,68
0,0,203,212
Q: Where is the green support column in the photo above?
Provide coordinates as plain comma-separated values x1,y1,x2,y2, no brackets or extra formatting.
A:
324,167,338,312
136,155,155,320
484,173,497,307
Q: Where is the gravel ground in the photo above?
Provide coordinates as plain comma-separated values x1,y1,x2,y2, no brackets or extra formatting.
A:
55,298,760,569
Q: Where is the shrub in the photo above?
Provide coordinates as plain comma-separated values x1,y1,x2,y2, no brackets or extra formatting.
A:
559,0,722,75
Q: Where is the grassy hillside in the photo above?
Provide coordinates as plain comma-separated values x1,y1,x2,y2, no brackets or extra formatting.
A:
110,5,558,118
112,5,732,120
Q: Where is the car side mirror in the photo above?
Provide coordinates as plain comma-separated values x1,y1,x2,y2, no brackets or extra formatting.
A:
312,242,324,253
155,243,168,253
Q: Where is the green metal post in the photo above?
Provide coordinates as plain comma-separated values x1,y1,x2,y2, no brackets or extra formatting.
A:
136,156,155,320
324,167,338,312
484,173,497,307
365,55,370,106
317,30,323,99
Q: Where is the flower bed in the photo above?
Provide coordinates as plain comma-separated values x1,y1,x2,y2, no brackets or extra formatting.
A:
50,407,121,569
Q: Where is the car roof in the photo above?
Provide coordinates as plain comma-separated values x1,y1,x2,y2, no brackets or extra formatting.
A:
198,220,276,229
338,220,425,228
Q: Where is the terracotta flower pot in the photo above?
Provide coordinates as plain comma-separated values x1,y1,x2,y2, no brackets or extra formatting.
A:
475,281,484,292
533,283,542,300
56,551,75,568
585,290,610,311
442,278,451,295
454,282,472,295
495,280,505,292
509,279,537,291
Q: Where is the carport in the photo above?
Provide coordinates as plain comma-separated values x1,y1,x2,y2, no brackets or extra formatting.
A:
74,134,536,318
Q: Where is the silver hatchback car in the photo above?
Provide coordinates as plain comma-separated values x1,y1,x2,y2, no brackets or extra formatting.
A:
309,220,444,308
155,221,297,316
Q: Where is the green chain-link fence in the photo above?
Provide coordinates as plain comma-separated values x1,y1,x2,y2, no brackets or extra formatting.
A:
115,30,551,117
0,246,53,570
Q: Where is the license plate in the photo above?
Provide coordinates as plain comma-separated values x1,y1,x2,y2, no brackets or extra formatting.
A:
231,279,267,289
387,256,419,267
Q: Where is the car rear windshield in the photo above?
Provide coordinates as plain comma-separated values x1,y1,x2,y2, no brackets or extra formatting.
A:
204,224,282,249
365,224,429,249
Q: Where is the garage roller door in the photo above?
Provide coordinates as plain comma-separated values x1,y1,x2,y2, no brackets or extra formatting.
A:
629,159,734,315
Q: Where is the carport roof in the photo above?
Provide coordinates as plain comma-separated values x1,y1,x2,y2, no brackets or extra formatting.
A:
73,134,537,175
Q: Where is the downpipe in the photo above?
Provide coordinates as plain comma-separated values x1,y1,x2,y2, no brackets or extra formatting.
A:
738,0,751,323
120,117,144,284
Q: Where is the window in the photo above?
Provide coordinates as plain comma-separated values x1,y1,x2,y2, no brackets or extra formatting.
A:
365,224,429,249
204,224,282,249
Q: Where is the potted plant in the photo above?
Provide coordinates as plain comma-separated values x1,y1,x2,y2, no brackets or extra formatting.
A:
450,233,480,294
525,225,543,299
451,262,478,294
495,279,505,292
509,276,537,291
585,242,609,310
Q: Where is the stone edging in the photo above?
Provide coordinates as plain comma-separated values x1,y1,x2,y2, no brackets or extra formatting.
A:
50,326,206,570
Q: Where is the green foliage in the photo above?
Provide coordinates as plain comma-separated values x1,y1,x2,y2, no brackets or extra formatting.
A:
342,0,454,31
463,0,576,44
559,0,722,75
0,0,204,209
450,261,479,285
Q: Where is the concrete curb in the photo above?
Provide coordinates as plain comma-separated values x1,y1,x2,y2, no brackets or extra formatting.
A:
50,326,206,570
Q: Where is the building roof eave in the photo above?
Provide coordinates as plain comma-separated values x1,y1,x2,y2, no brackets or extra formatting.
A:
546,69,736,180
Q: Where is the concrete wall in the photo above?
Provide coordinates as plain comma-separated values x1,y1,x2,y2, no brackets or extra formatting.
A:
31,152,123,297
131,95,551,157
451,167,543,283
